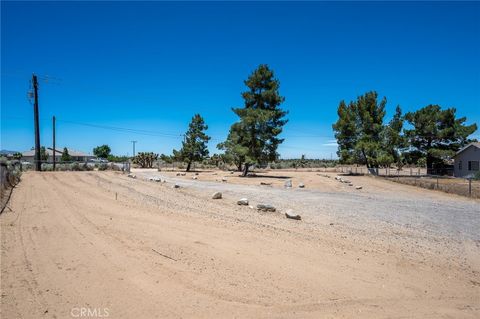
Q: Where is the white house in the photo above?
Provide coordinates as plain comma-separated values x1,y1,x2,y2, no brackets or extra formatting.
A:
21,147,95,163
453,142,480,178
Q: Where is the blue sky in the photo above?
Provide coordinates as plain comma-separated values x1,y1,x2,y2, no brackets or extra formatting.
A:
2,1,479,159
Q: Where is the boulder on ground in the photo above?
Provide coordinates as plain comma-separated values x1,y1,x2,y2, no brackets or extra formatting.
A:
222,177,227,182
173,183,180,188
284,179,292,188
298,183,305,188
154,177,161,182
285,209,301,220
192,176,198,180
355,186,363,190
257,204,276,212
176,173,181,176
212,192,222,199
237,198,249,205
348,183,353,186
127,173,136,179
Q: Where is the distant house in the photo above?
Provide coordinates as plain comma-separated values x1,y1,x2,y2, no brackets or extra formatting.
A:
21,147,95,163
453,142,480,178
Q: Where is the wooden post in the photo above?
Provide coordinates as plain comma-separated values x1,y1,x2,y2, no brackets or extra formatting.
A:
52,116,56,171
469,178,472,197
32,74,41,171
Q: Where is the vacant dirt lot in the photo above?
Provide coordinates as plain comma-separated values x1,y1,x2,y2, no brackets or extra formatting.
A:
1,170,479,318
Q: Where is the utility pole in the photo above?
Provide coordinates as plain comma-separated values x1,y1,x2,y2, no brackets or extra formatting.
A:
32,74,41,171
52,116,56,171
131,141,137,157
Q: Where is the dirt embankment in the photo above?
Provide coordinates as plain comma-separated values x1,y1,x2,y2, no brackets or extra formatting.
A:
1,171,479,318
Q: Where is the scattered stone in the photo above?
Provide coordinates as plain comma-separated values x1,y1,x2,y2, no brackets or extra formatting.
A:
195,173,199,175
192,176,198,180
348,183,353,186
237,198,249,205
180,173,186,176
284,179,292,188
222,177,227,182
127,173,136,178
230,171,234,174
257,204,276,212
329,223,334,226
173,184,180,188
260,182,272,186
355,186,363,190
298,183,305,188
212,192,222,199
285,209,301,220
248,205,254,209
176,173,181,176
153,177,161,182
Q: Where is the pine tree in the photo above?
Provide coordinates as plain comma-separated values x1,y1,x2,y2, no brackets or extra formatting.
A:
61,147,71,162
333,91,387,168
224,64,288,176
217,122,248,171
174,114,210,172
404,105,477,173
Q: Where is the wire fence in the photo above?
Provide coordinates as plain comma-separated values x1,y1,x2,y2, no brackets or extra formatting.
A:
336,165,479,198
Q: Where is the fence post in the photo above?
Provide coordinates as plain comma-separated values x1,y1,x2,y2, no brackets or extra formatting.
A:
436,177,439,189
469,178,472,197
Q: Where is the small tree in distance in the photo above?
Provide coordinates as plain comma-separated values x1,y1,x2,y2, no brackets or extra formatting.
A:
174,114,210,172
93,144,111,159
61,147,71,162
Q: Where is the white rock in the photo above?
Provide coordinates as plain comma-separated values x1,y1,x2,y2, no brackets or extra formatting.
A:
192,176,198,180
237,198,249,205
212,192,222,199
298,183,305,188
127,173,136,178
284,179,292,188
222,177,227,182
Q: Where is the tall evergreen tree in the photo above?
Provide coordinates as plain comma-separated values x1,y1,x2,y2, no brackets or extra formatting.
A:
223,64,288,176
174,114,210,172
381,105,405,165
61,147,71,162
333,91,387,168
404,105,477,172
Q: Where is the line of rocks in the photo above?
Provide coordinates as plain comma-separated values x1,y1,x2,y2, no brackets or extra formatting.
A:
335,176,363,190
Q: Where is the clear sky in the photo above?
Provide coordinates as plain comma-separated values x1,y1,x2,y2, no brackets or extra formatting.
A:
2,1,479,158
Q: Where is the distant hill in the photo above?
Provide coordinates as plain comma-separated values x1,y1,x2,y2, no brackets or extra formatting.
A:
0,150,19,155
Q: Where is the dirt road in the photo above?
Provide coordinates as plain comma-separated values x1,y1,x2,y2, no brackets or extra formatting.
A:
1,171,479,318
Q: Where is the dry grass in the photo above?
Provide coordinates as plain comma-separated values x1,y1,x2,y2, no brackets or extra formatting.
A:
385,175,480,198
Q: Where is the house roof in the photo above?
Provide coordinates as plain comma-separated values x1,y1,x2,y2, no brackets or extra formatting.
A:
22,147,93,157
454,142,480,158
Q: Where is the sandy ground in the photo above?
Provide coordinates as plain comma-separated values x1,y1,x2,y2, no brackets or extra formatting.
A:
1,170,479,318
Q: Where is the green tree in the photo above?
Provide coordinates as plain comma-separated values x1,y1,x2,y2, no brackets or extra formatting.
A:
12,152,22,160
40,146,49,162
381,105,405,166
93,144,111,159
224,64,288,176
217,122,248,171
404,105,477,173
333,91,387,168
174,114,210,172
61,147,71,162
